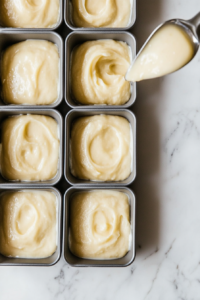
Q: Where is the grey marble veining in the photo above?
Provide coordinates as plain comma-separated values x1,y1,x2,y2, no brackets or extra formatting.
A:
1,0,200,299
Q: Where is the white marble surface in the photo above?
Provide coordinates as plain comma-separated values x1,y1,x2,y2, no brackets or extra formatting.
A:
1,0,200,299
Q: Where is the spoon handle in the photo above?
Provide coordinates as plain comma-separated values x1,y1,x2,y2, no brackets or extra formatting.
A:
188,12,200,31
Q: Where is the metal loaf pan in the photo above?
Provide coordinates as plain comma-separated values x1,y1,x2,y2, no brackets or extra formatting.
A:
64,0,136,31
65,31,136,109
0,109,63,186
0,187,62,266
65,109,136,186
63,186,136,267
0,0,63,31
0,31,63,108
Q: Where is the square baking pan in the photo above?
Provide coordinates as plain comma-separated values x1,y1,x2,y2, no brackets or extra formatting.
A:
0,187,62,266
64,109,136,186
65,31,136,109
0,0,63,31
64,0,136,31
0,109,63,186
0,31,63,108
63,186,136,267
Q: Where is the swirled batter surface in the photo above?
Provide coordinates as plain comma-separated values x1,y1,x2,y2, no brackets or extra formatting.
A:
1,40,59,105
0,190,57,258
1,115,60,181
72,0,131,28
71,40,131,105
0,0,59,28
70,115,132,181
69,190,131,259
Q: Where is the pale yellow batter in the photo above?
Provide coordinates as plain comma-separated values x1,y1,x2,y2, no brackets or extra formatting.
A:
0,0,60,28
0,190,57,258
1,40,59,105
72,0,131,28
126,24,194,82
71,40,131,105
69,190,131,259
70,115,132,181
0,115,60,181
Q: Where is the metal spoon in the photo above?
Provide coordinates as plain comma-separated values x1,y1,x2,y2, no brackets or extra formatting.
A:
126,12,200,81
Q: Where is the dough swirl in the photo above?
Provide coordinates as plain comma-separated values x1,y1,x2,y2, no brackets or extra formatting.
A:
71,40,131,105
72,0,131,28
70,115,132,181
1,115,60,181
0,0,60,28
70,190,131,259
0,190,57,258
1,40,59,105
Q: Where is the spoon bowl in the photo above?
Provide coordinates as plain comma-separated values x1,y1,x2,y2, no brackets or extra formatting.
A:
126,12,200,81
